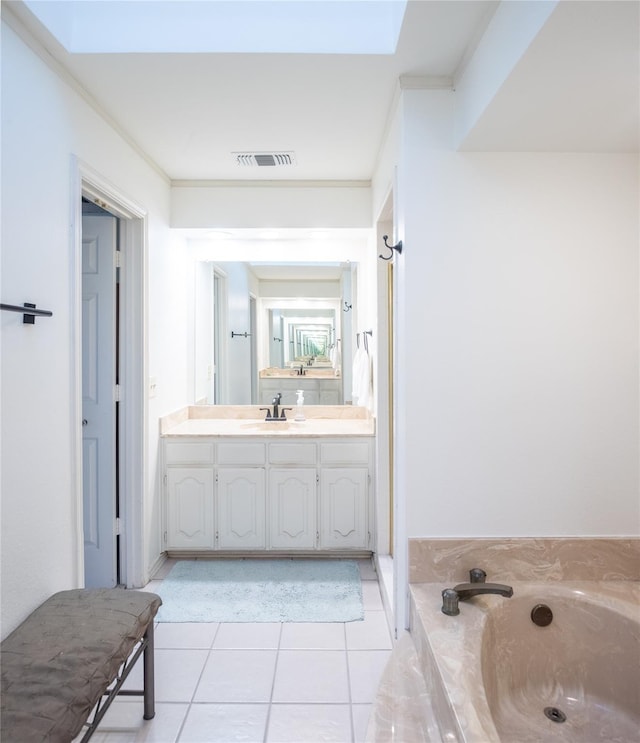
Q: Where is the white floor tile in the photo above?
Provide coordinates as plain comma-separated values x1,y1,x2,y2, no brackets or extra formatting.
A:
272,650,349,703
121,649,209,703
213,622,281,649
194,650,277,702
267,704,352,743
90,567,390,742
361,582,383,611
352,704,373,743
81,700,188,742
155,623,218,649
80,732,136,743
348,650,392,704
158,650,210,704
280,622,345,650
345,612,392,650
357,559,377,581
179,703,269,743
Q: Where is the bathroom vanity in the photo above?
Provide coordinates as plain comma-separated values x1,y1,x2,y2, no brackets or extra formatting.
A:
160,406,374,556
258,369,342,405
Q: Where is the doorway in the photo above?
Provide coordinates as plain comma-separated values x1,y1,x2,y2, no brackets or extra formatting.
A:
250,295,258,403
73,161,147,590
81,201,120,587
375,190,402,636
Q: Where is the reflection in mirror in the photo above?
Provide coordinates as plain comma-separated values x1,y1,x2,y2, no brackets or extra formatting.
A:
270,309,336,367
193,261,355,406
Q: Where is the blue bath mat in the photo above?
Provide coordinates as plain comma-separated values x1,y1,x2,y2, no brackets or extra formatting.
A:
155,559,364,623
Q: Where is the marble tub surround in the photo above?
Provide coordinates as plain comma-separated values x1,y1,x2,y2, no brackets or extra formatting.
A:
408,581,640,743
367,538,640,742
160,405,374,437
409,537,640,583
365,632,438,743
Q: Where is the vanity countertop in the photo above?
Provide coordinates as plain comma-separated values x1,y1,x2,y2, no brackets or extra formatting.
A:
160,405,374,438
259,368,339,379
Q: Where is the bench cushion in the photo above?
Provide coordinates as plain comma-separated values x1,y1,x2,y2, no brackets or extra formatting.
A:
1,588,162,743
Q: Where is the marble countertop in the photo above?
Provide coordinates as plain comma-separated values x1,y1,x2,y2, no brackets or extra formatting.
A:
259,368,339,379
160,405,374,437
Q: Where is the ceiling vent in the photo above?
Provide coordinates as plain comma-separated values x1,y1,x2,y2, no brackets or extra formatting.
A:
234,152,296,167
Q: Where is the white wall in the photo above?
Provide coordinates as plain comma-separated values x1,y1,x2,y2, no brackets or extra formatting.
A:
171,183,372,229
1,19,189,635
393,90,639,538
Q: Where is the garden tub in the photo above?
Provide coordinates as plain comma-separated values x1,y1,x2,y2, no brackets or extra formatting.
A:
409,581,640,742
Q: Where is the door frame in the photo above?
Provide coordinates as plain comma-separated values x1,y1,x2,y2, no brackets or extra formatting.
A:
71,157,147,588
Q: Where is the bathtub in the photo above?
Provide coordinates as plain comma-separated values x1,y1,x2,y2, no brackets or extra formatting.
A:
409,581,640,742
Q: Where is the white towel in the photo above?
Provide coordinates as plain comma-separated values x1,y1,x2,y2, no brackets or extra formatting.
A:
352,344,371,408
332,341,341,372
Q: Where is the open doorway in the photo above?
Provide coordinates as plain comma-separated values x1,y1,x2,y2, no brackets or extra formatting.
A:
72,161,147,589
81,200,120,587
375,190,401,636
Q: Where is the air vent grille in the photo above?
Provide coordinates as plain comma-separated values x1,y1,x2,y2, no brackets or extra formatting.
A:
234,152,296,167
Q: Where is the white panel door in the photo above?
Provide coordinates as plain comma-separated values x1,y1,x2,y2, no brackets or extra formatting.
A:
319,468,368,549
166,468,215,549
217,468,266,549
269,468,316,549
82,214,117,587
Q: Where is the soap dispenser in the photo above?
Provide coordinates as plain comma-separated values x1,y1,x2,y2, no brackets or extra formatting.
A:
295,389,306,421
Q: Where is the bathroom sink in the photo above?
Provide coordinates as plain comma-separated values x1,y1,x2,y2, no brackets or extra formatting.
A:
241,420,292,432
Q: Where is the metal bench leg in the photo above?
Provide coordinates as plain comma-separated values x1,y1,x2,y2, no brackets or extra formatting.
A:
143,622,156,720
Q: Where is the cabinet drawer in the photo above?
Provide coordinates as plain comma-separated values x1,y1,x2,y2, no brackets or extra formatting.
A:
320,442,369,465
217,442,266,465
269,443,317,465
165,440,215,465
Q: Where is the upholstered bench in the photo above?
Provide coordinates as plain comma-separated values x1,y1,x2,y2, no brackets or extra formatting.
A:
1,588,162,743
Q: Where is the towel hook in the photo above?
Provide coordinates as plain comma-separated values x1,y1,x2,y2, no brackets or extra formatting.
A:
379,235,403,261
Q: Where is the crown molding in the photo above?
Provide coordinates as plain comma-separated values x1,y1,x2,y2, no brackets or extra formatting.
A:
170,179,371,189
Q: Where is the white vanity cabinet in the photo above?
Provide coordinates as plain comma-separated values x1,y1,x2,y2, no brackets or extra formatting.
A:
269,468,317,549
216,442,266,550
268,441,317,549
162,434,373,554
164,440,215,550
319,442,370,550
217,468,266,549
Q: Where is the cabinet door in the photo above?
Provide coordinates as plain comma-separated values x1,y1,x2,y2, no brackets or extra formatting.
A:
319,468,368,549
217,468,266,549
166,467,214,549
269,468,317,549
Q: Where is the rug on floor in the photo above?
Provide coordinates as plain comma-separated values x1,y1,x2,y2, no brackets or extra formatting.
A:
155,559,365,623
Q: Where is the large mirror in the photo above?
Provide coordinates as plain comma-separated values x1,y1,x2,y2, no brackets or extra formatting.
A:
192,260,355,406
268,308,336,367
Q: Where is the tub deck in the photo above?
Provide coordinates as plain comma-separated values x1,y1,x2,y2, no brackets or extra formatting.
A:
368,581,640,743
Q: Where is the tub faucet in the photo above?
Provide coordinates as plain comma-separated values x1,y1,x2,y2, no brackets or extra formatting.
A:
441,569,513,616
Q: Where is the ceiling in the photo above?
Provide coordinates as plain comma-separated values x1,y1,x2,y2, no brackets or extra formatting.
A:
9,0,638,185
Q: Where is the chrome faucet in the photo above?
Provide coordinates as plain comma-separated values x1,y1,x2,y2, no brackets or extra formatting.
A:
441,568,513,616
259,393,292,421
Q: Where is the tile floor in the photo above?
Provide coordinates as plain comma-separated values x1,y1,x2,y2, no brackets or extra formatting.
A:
83,558,392,743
